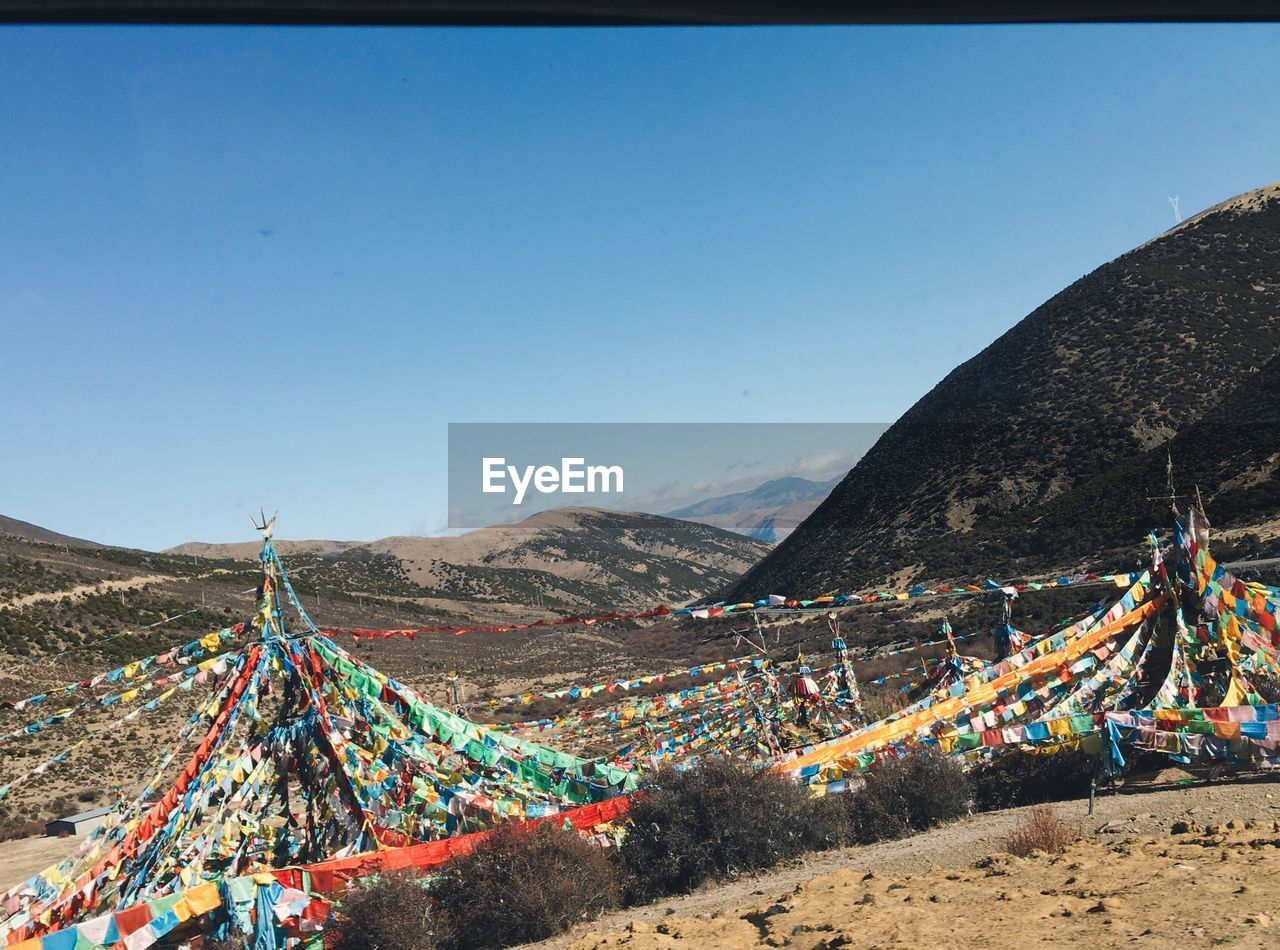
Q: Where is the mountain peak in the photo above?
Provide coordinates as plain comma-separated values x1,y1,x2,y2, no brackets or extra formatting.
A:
1141,181,1280,250
726,183,1280,598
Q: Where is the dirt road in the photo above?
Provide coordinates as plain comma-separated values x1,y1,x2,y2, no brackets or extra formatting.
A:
0,834,88,890
1,574,166,610
556,777,1280,949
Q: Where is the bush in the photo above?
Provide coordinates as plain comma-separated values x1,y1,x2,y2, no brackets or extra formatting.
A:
0,820,45,842
842,748,971,845
971,749,1097,811
333,871,440,950
797,792,851,853
429,822,620,949
1002,806,1078,857
618,760,834,904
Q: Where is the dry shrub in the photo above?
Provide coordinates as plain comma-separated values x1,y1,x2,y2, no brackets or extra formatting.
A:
617,760,837,905
1002,806,1078,857
857,687,906,723
0,820,46,842
332,871,440,950
843,748,971,845
971,748,1096,811
429,821,620,949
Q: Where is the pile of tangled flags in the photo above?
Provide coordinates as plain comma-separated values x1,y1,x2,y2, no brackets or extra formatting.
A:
1,507,1277,949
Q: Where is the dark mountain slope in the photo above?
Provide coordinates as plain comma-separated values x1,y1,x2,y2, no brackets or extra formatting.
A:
0,515,99,548
902,351,1280,579
727,183,1280,597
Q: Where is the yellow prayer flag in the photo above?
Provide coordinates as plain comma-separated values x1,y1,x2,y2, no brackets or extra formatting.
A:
183,881,222,916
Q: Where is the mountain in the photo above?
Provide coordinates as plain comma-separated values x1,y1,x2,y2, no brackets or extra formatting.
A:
0,510,767,838
664,477,840,542
933,350,1280,573
726,182,1280,598
0,515,100,548
0,506,768,663
171,507,771,612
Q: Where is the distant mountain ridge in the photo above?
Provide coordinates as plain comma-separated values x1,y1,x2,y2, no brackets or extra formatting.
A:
0,515,100,548
664,476,839,542
172,507,770,612
726,182,1280,599
0,511,765,834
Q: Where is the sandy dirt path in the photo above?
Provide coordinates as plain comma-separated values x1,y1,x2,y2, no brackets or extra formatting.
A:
548,777,1280,950
0,834,89,889
1,574,167,610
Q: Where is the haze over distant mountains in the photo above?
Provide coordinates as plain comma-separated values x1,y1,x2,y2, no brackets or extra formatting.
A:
727,182,1280,600
664,476,840,542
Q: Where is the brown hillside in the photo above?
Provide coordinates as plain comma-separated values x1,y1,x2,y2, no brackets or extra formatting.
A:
171,507,769,612
727,183,1280,598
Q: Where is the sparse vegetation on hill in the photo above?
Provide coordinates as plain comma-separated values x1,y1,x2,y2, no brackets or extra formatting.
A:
332,872,438,950
328,754,978,949
1001,805,1078,858
0,593,234,660
970,748,1099,812
171,508,770,612
728,183,1280,599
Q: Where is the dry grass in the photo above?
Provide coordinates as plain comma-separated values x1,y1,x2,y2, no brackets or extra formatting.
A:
1001,806,1078,857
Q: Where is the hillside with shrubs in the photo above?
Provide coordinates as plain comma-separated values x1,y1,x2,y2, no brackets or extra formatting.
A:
728,183,1280,599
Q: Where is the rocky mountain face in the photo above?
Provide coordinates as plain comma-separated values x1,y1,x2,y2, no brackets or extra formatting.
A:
726,183,1280,598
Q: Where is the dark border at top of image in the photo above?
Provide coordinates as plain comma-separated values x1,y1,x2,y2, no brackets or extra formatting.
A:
3,0,1280,26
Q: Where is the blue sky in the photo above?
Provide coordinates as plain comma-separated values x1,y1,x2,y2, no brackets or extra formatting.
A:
2,24,1278,550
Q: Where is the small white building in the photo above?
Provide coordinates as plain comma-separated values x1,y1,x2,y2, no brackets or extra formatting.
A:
45,806,110,837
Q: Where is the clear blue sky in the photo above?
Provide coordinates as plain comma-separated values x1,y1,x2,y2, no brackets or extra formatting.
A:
3,24,1278,550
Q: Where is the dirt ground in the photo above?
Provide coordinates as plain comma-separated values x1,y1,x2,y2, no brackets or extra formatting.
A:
8,777,1280,948
556,777,1280,950
0,833,88,890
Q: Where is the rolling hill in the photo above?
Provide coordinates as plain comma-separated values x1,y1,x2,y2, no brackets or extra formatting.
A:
725,182,1280,599
170,507,770,612
0,509,769,837
0,506,766,666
